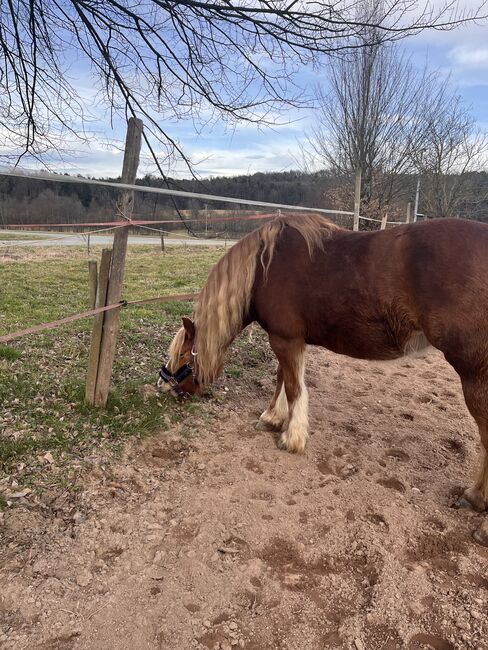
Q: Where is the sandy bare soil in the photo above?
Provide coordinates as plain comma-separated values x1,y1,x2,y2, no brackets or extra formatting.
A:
1,347,488,650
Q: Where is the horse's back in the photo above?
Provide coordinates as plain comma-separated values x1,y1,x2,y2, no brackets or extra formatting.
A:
252,217,488,368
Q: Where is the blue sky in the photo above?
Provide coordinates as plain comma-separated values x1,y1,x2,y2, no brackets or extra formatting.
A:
11,18,488,180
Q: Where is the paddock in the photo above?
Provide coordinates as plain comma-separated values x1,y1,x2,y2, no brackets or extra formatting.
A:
1,239,488,650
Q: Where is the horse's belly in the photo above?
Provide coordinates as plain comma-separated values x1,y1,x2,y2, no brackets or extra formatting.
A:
307,323,428,362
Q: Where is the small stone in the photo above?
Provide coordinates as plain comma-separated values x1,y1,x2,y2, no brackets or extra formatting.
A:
148,567,165,580
229,622,238,631
8,489,31,499
473,520,488,547
455,619,470,632
197,463,206,471
471,611,481,620
203,620,211,628
76,569,92,587
73,511,86,525
221,643,232,650
43,452,55,464
456,557,471,575
354,639,365,650
153,551,165,565
409,602,424,616
411,487,421,494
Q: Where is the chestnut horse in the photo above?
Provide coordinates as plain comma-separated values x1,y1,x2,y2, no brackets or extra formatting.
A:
160,214,488,513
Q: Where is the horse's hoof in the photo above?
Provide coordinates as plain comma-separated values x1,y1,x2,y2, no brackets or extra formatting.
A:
473,520,488,547
255,418,282,432
455,496,475,510
455,487,487,513
276,436,288,451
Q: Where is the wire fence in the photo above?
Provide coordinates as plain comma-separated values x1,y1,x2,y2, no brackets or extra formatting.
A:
0,145,413,407
0,167,409,253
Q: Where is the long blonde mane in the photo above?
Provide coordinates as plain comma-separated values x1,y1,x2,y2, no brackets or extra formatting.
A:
171,213,339,386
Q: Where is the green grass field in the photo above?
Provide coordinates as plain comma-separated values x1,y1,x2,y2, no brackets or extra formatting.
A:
0,232,53,241
0,245,237,497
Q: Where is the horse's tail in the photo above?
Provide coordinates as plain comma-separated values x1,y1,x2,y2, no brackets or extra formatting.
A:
193,213,335,386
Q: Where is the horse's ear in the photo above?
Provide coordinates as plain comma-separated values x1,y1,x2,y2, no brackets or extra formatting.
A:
182,317,195,340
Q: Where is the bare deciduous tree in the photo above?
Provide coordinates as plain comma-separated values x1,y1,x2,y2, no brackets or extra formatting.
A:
410,86,488,218
0,0,486,174
304,34,439,217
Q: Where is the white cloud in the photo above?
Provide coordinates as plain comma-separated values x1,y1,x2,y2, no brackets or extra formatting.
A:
170,139,303,177
449,46,488,68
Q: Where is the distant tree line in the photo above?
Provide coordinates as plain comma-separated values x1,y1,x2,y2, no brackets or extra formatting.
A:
1,168,488,237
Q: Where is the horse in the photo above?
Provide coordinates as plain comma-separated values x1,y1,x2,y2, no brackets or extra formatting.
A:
159,213,488,516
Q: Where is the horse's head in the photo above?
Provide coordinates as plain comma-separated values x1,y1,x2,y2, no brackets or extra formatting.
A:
157,317,201,399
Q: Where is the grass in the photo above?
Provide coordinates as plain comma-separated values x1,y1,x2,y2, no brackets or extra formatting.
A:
0,232,53,240
0,244,273,501
0,345,21,361
0,245,230,494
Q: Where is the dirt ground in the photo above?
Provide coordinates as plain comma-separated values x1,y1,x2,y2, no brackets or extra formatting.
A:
1,346,488,650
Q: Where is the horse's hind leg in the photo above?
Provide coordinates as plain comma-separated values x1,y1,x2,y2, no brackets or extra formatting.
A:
457,376,488,512
256,365,288,431
268,335,308,453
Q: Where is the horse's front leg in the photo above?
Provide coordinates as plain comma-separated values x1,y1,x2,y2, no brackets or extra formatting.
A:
269,336,308,453
256,365,288,431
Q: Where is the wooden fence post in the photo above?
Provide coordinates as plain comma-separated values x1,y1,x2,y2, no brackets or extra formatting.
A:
161,233,165,251
85,249,112,404
93,117,143,407
353,168,361,232
380,213,388,230
88,260,98,309
413,178,420,222
406,202,411,224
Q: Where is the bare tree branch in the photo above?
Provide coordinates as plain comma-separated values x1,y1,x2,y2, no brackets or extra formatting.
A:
303,0,487,220
0,0,486,173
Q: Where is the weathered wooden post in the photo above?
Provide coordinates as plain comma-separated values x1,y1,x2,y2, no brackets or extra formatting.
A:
161,233,165,252
413,178,420,222
380,213,388,230
93,117,143,407
85,249,112,404
406,202,412,224
88,260,98,309
353,168,361,232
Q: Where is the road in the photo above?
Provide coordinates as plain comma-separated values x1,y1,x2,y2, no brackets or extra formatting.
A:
0,230,232,248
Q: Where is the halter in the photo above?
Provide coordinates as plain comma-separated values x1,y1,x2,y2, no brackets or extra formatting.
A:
157,348,197,399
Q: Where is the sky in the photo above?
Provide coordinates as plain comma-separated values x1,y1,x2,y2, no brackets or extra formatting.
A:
3,12,488,180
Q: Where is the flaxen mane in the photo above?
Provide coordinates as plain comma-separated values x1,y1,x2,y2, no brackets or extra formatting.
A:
169,214,338,386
